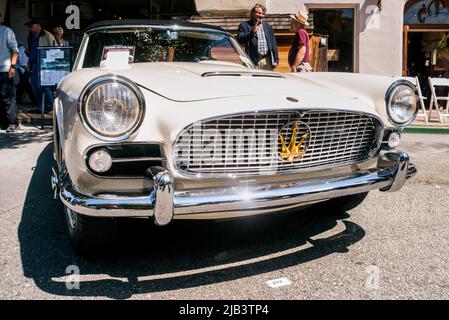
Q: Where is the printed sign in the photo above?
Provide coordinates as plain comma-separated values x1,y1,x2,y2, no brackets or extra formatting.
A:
38,47,72,87
100,45,135,69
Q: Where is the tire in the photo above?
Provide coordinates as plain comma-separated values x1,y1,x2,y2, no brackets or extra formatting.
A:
315,192,369,213
65,206,117,256
55,117,117,255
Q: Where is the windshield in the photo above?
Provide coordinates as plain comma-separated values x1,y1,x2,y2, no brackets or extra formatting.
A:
81,27,254,69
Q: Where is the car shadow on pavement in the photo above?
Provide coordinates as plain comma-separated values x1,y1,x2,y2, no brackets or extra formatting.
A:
18,143,366,299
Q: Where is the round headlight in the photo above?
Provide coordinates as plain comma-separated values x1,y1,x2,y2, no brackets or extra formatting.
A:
80,76,144,140
386,82,417,126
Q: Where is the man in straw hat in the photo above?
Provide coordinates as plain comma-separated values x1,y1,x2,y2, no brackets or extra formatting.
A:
237,3,279,70
288,10,312,72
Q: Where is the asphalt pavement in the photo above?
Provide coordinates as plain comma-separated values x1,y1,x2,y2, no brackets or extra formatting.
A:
0,126,448,300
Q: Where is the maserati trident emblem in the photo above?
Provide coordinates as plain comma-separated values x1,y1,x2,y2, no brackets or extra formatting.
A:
278,121,311,161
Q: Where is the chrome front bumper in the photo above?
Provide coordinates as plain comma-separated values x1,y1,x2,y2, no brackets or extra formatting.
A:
59,151,416,224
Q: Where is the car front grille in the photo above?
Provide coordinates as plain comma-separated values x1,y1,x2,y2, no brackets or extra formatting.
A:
173,110,382,177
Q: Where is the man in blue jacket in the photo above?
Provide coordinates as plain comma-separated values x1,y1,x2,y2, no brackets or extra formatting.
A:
237,3,279,71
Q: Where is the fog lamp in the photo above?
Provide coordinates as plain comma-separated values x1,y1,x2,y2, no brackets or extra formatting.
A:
388,132,401,149
88,149,112,173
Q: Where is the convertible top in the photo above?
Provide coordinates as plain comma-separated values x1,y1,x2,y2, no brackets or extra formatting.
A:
85,19,226,33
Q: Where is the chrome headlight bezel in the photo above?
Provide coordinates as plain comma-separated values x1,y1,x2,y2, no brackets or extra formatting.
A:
385,80,418,127
79,75,145,141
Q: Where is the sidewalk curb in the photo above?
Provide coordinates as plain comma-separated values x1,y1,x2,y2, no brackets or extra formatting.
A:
405,126,449,134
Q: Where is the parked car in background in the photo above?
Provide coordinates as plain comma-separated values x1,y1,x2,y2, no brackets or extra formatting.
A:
51,20,417,254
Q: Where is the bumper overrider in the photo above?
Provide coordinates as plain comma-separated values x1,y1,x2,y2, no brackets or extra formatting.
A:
57,151,416,225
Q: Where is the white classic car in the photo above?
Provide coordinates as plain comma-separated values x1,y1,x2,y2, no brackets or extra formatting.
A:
52,20,417,254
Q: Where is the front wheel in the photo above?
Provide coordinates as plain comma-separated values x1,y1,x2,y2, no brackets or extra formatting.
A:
315,192,370,213
65,206,117,256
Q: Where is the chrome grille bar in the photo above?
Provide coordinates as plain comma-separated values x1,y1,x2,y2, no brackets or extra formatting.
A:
173,110,382,177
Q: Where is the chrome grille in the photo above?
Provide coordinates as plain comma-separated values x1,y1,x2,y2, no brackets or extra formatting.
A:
173,110,382,176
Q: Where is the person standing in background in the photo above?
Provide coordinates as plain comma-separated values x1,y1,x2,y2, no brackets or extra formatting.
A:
53,26,69,47
0,14,19,131
16,43,36,106
434,49,449,78
433,49,449,107
288,11,312,73
25,18,55,114
237,3,279,70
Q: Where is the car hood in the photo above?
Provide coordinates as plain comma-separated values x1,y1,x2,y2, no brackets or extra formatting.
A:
101,62,376,106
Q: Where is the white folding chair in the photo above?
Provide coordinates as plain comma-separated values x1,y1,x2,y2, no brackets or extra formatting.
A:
403,76,428,124
428,77,449,123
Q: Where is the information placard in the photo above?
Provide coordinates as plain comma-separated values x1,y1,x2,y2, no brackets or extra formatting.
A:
100,45,135,68
37,47,73,87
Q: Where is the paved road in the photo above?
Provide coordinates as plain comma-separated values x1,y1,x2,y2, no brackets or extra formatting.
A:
0,127,448,300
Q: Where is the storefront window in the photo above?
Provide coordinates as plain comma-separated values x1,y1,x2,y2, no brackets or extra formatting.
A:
27,0,198,61
31,1,52,18
309,8,355,72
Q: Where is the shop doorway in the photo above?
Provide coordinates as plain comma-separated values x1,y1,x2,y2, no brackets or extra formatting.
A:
406,31,449,107
404,0,449,109
309,8,355,72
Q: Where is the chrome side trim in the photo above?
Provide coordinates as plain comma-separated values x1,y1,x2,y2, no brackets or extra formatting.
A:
60,152,415,220
112,157,167,163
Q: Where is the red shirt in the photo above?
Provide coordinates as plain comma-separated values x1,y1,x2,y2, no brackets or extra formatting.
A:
288,29,310,66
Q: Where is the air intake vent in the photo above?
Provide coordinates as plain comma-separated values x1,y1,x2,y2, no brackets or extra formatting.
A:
201,71,285,78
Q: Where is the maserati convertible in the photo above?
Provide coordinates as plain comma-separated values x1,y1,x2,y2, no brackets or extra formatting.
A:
51,20,417,253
